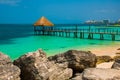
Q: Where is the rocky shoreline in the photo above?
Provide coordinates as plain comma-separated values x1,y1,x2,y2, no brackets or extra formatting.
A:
0,49,120,80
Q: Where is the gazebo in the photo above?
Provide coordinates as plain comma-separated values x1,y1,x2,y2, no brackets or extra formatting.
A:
34,16,54,35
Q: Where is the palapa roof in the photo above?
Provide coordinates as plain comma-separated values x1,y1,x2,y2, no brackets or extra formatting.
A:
34,16,54,27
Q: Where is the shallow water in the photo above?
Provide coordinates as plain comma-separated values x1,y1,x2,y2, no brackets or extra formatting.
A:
0,24,120,60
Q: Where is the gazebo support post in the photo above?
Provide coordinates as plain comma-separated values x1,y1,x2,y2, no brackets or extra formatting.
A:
34,26,37,35
42,26,45,35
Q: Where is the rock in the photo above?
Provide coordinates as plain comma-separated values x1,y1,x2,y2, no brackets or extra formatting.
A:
48,68,72,80
0,64,20,80
117,48,120,50
112,58,120,70
97,56,113,64
70,73,82,80
115,52,120,57
0,52,11,65
0,52,20,80
113,55,120,61
97,62,114,68
48,50,97,72
82,68,120,80
14,49,73,80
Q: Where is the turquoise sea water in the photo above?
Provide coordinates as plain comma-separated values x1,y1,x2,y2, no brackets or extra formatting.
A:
0,24,120,60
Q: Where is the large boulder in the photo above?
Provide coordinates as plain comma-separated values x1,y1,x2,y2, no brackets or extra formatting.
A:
14,49,73,80
112,58,120,70
0,52,20,80
48,50,97,72
82,68,120,80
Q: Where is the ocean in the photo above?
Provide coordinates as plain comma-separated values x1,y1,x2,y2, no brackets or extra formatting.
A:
0,24,120,60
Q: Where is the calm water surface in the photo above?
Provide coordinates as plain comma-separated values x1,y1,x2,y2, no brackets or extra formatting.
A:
0,24,120,60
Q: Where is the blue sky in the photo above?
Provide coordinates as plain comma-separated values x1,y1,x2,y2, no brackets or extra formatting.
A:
0,0,120,24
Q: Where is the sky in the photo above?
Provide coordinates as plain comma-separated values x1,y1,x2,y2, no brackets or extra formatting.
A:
0,0,120,24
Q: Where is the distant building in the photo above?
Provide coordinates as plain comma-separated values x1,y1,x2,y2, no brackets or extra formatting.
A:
103,20,109,25
85,20,103,25
85,20,92,24
94,21,103,25
85,20,96,24
85,19,110,25
118,19,120,24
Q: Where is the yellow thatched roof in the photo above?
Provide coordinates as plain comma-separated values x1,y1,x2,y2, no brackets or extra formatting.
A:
34,16,54,27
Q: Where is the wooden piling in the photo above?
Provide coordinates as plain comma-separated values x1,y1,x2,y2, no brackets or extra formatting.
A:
68,31,70,37
88,33,91,39
100,34,104,40
59,31,61,37
112,34,115,41
88,33,93,39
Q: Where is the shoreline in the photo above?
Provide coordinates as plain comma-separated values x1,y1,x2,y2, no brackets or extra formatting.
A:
46,45,120,58
85,45,120,57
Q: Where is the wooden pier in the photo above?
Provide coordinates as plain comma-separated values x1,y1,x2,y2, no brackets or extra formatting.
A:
34,24,120,41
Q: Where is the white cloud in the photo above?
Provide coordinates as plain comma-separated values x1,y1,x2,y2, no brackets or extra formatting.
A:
0,0,21,6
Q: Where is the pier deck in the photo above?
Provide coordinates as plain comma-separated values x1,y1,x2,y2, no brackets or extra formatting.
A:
34,24,120,41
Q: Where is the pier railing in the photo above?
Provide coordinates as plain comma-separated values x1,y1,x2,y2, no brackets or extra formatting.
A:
34,25,120,41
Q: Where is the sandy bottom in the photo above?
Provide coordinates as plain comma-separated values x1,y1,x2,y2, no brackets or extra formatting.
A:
85,45,120,57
